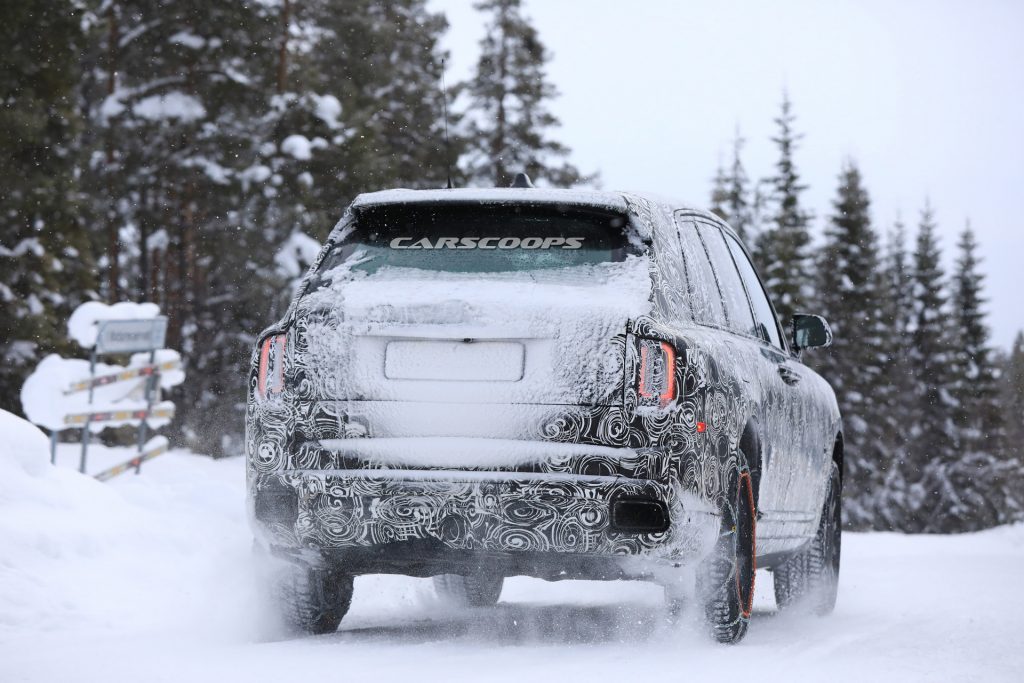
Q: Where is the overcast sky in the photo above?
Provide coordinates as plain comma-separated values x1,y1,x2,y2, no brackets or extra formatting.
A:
430,0,1024,349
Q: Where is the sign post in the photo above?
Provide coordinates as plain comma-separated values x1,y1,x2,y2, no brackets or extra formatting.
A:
58,316,173,477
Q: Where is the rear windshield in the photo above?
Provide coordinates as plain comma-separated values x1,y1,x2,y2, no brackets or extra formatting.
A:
314,204,637,277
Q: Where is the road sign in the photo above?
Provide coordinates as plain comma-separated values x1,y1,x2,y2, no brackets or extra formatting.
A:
93,438,169,482
62,359,181,395
95,317,167,354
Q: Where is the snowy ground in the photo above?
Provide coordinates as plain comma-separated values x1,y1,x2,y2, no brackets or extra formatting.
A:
2,422,1022,682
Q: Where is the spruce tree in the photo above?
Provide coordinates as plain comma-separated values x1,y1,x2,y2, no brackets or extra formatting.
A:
0,1,97,416
201,0,456,453
709,131,754,242
755,94,813,324
943,226,1021,527
950,225,1003,452
905,205,961,531
253,0,459,230
710,159,729,221
724,132,753,241
874,218,917,529
1003,334,1024,464
238,0,459,332
78,0,275,452
462,0,592,187
71,0,461,454
813,161,887,527
1001,337,1024,522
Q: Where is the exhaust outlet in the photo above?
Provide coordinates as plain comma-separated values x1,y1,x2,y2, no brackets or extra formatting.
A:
610,497,670,533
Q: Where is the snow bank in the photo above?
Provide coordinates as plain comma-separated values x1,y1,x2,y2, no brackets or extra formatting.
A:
0,432,253,644
68,301,161,349
0,409,51,479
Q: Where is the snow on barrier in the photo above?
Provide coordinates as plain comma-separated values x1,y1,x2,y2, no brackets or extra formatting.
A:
63,405,176,427
62,358,181,395
21,301,185,480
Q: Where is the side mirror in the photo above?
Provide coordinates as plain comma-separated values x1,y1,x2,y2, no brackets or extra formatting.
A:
792,314,832,351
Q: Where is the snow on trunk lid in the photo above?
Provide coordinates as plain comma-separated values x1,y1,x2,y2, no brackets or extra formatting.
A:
293,202,653,407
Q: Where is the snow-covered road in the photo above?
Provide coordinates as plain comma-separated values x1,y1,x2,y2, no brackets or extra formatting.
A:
1,435,1022,683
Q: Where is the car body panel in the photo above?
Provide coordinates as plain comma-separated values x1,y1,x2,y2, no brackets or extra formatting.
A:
246,188,842,575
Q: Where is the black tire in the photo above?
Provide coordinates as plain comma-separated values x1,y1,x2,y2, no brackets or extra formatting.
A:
433,572,504,607
276,565,354,635
773,460,841,615
697,451,757,644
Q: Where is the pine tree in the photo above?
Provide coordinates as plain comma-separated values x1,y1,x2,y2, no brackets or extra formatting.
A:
813,161,887,528
254,0,459,234
905,204,961,531
1002,334,1024,464
874,218,916,529
755,93,813,324
462,0,592,187
78,1,275,453
950,225,1003,448
237,0,459,354
70,0,462,454
1002,337,1024,522
709,131,754,242
943,226,1021,527
0,1,97,417
196,0,457,453
710,159,729,221
724,132,753,241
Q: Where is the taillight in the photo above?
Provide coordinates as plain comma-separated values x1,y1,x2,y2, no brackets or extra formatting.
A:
257,334,287,400
638,339,676,408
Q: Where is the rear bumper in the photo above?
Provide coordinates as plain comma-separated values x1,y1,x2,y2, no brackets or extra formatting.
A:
250,467,719,575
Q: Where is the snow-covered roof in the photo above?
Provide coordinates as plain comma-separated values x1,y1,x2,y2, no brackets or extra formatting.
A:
352,187,640,213
349,187,734,238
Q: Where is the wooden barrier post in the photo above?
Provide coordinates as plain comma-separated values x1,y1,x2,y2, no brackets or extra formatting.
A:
79,427,91,474
135,349,158,475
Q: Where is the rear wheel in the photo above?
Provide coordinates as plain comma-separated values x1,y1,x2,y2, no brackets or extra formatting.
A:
697,451,757,644
276,565,354,635
433,572,504,607
773,460,842,614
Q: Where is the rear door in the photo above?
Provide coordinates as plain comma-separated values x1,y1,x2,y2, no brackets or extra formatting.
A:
720,229,822,543
677,216,793,534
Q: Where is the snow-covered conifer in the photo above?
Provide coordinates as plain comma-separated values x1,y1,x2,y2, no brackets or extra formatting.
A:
0,1,97,416
904,205,961,531
813,161,887,527
461,0,592,187
754,94,813,325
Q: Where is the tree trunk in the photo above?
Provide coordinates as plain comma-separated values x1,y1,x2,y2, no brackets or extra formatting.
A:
105,5,121,301
277,0,291,93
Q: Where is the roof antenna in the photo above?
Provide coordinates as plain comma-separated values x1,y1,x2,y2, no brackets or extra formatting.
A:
511,172,534,188
440,58,453,189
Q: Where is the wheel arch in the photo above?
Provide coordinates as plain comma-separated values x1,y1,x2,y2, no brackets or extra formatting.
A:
738,417,764,505
831,430,844,483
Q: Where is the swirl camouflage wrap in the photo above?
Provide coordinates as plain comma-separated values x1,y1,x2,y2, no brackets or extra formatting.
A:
245,188,842,580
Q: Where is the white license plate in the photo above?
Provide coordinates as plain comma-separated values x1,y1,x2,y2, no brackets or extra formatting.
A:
384,340,524,381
